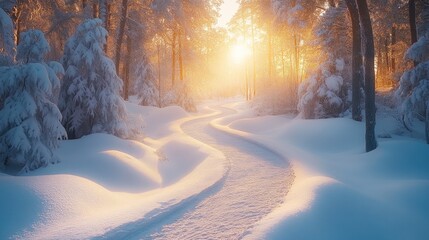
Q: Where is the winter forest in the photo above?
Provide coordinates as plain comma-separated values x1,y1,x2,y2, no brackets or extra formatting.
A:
0,0,428,239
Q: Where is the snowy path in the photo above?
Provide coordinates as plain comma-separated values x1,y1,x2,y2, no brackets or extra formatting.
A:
97,103,294,239
140,104,294,239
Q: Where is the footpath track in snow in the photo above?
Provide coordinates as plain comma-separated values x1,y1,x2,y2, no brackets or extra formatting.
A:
144,103,294,239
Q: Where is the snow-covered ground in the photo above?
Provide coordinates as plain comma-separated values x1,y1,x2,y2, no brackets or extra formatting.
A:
0,102,227,239
216,101,429,240
1,98,428,240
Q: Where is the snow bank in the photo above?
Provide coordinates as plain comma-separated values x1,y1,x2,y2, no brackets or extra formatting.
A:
213,101,429,240
0,102,227,239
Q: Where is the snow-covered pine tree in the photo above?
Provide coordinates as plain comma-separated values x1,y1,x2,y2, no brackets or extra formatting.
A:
16,29,64,103
396,2,429,143
59,19,128,139
162,82,196,112
0,63,67,173
297,4,351,118
397,34,429,143
134,54,159,107
298,58,347,118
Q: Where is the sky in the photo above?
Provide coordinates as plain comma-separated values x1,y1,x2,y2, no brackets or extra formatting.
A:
217,0,240,28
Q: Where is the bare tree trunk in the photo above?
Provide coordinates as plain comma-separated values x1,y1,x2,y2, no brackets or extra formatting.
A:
356,0,377,152
93,3,98,18
268,26,273,81
345,0,362,121
384,37,390,84
409,0,417,66
241,5,249,100
123,35,131,100
251,3,256,97
178,29,184,82
99,0,110,52
171,30,176,86
115,0,129,77
157,44,162,107
391,26,396,76
11,2,21,46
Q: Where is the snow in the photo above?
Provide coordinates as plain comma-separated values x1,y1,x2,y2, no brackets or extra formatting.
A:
1,98,428,239
216,101,429,240
0,101,227,239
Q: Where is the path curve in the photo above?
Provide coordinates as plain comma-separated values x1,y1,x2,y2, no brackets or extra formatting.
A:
146,103,294,239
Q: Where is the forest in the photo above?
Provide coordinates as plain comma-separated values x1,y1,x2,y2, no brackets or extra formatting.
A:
0,0,429,239
1,0,428,172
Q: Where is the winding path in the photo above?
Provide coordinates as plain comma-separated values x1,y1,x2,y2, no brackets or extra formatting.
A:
145,104,294,239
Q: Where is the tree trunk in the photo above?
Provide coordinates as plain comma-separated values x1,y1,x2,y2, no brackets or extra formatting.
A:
409,0,417,66
115,0,129,77
345,0,362,121
99,0,110,52
251,4,256,97
384,37,389,83
178,29,184,82
391,26,396,75
157,44,162,107
268,26,273,81
123,35,131,100
93,3,98,18
356,0,377,152
11,2,21,46
171,30,176,86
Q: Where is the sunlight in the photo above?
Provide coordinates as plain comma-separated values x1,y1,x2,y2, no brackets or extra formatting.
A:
230,43,250,64
217,0,239,28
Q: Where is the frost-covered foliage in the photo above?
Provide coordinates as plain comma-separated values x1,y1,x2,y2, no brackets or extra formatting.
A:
0,6,15,65
298,4,352,119
133,55,159,107
298,59,348,118
163,82,196,112
397,33,429,143
16,30,64,103
59,19,128,139
0,63,67,173
272,0,319,29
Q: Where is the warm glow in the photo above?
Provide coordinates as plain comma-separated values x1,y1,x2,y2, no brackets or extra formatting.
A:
230,44,250,64
217,0,239,28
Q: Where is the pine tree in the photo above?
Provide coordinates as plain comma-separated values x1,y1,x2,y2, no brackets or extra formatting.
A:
397,22,429,143
0,63,67,173
134,54,159,107
297,4,351,118
16,29,64,103
59,19,128,139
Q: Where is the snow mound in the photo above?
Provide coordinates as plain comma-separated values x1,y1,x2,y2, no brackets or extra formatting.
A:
28,133,161,192
0,101,227,240
219,101,429,240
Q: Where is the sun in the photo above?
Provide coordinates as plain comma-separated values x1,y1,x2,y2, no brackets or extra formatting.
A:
230,44,250,64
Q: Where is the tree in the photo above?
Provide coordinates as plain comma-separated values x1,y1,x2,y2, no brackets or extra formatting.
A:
356,0,377,152
16,29,63,102
297,3,351,119
114,0,128,80
345,0,363,121
59,19,128,139
0,30,67,172
134,54,159,107
397,2,429,143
